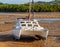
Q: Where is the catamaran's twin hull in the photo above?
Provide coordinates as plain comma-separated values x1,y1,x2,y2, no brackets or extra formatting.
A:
12,19,49,40
13,29,49,40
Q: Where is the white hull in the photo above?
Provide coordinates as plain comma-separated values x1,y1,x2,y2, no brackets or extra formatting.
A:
13,29,49,39
12,19,49,39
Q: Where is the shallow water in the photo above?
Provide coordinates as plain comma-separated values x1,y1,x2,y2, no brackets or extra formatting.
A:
35,18,60,21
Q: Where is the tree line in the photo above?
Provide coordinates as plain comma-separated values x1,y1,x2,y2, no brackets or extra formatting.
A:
0,3,60,12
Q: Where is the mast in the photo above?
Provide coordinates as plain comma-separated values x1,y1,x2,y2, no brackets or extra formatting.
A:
29,0,34,20
29,0,31,20
32,0,34,20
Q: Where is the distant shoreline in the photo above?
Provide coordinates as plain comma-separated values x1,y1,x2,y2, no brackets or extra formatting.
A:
0,12,60,13
0,12,60,18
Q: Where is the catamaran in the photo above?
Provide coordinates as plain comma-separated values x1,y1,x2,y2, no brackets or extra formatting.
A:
12,0,49,40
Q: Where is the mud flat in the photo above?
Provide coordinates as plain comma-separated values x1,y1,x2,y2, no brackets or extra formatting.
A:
0,12,60,19
0,20,60,47
0,12,60,47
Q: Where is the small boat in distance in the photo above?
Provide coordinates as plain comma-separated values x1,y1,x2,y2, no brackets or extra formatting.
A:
12,0,49,40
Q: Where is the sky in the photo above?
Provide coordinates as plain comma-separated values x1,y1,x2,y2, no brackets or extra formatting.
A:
0,0,53,4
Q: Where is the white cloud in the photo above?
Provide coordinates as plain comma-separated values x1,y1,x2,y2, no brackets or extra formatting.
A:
0,0,52,4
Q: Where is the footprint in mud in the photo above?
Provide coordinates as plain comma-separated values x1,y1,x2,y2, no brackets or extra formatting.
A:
52,36,60,43
55,37,60,43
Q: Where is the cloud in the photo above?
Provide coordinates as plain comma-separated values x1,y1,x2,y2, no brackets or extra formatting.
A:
0,0,52,4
